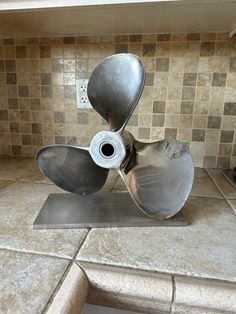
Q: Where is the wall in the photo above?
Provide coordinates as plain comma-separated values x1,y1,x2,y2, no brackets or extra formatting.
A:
0,33,235,168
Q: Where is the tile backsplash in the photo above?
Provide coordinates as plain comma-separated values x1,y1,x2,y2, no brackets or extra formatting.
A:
0,33,235,168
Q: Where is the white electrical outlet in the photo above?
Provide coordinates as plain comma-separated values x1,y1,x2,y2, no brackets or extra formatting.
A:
76,79,93,109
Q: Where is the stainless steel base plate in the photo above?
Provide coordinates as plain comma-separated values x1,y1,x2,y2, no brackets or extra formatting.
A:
223,169,236,189
33,192,188,229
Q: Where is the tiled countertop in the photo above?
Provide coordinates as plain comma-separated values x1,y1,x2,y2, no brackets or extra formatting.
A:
0,158,236,314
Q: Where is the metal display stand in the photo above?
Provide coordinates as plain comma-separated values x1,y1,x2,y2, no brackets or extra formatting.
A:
33,192,188,229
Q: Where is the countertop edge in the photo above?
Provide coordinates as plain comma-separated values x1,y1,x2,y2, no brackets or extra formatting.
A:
46,261,236,314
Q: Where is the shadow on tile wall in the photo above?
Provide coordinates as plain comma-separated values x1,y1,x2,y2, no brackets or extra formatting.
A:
0,33,235,168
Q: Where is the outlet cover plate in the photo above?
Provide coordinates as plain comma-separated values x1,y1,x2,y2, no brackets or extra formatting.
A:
76,79,93,109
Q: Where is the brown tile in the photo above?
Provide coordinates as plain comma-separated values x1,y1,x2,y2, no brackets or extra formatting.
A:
3,38,14,45
219,143,232,156
212,73,227,87
54,111,65,123
232,144,236,156
16,46,27,58
183,73,197,86
164,128,177,139
200,42,215,56
8,98,18,109
129,34,142,42
6,73,17,85
5,59,16,72
153,101,165,113
39,46,51,58
18,86,29,97
152,114,164,127
40,73,52,85
114,35,128,43
143,43,156,57
216,156,230,168
207,116,221,129
115,44,128,53
30,98,41,110
0,60,4,72
156,58,169,71
203,156,216,168
187,33,201,41
63,37,75,44
192,129,205,141
181,87,195,101
41,86,52,98
10,122,20,133
229,57,236,72
157,34,171,41
76,36,88,44
138,127,150,139
0,110,8,121
223,102,236,115
55,135,66,144
180,101,194,114
21,134,32,145
145,73,154,86
12,145,21,156
20,110,30,122
31,123,42,134
220,130,234,143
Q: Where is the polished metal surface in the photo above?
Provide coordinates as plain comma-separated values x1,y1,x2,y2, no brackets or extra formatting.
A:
223,169,236,189
87,53,145,131
36,145,109,195
33,192,188,229
36,53,194,222
119,132,194,220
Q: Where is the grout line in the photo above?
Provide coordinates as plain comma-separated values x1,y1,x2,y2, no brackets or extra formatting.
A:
73,228,92,261
0,247,71,261
42,260,74,314
170,275,176,314
205,169,236,216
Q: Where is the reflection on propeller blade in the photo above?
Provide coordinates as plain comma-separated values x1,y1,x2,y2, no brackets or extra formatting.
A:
119,135,194,220
36,145,109,195
87,53,145,131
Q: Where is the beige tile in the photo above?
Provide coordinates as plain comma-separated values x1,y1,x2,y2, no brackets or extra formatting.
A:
0,179,12,188
190,168,222,198
81,263,172,314
173,276,236,313
0,249,69,314
0,157,50,183
77,197,236,282
207,169,236,199
0,181,88,258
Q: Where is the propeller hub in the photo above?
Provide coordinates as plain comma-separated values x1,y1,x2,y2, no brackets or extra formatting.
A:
89,131,126,169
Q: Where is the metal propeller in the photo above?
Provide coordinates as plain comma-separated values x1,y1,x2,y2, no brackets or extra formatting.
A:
36,53,194,220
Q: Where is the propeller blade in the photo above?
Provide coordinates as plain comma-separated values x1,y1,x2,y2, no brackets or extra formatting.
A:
87,53,145,131
36,145,109,195
119,135,194,220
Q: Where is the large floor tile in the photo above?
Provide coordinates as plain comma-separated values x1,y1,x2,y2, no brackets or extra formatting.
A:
207,169,236,199
0,249,69,314
190,168,222,198
0,158,50,183
0,181,88,258
77,197,236,282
